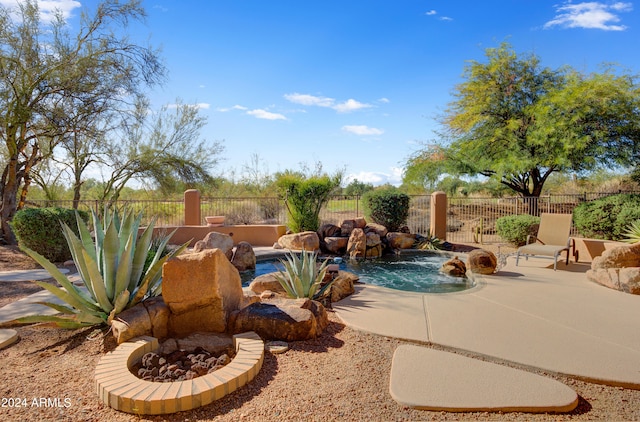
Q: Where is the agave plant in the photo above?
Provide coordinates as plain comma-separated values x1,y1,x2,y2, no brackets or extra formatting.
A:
414,233,443,250
622,220,640,244
9,207,189,328
273,249,333,300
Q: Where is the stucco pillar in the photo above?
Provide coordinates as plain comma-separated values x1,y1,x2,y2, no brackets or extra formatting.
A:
430,191,447,241
184,189,201,226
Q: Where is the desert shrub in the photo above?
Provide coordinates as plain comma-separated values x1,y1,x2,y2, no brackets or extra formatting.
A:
276,173,341,232
11,207,89,262
495,214,540,246
363,188,410,232
573,194,640,240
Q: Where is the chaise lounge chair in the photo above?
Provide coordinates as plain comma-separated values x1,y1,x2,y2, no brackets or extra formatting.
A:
515,213,575,271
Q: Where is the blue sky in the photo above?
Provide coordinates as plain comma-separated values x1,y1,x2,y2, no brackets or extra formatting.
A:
4,1,640,186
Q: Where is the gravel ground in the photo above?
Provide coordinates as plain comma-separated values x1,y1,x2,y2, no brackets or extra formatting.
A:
1,245,639,421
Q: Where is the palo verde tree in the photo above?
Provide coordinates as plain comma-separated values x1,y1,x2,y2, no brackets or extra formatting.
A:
0,0,165,243
404,43,640,209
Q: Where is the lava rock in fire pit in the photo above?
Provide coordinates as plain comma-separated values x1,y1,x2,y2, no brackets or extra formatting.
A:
133,346,235,382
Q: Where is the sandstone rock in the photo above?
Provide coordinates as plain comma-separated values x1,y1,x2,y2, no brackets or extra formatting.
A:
365,223,388,238
365,232,383,258
587,268,620,291
347,228,367,259
441,256,467,277
588,267,640,295
249,273,286,296
163,249,243,336
174,332,235,356
193,231,234,259
231,241,256,271
278,231,320,251
144,296,170,339
265,340,289,354
340,220,357,237
592,243,640,270
619,268,640,294
111,302,152,344
228,297,328,341
317,223,341,241
386,232,416,249
326,271,357,302
467,249,497,275
324,236,349,254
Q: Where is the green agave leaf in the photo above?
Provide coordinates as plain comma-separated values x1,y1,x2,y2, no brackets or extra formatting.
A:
81,249,113,313
32,301,77,315
61,223,96,299
273,272,297,298
129,217,158,292
75,211,97,263
33,280,101,316
107,289,130,325
114,233,134,299
102,217,120,300
9,314,94,328
20,246,100,312
91,208,105,260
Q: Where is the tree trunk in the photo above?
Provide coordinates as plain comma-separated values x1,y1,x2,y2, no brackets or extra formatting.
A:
1,157,20,245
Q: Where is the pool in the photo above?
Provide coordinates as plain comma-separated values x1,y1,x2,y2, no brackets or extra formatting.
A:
240,252,474,294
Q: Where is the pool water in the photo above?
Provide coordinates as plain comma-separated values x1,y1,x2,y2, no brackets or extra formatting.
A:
240,253,473,294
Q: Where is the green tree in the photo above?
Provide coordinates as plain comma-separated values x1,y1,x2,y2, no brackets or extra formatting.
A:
344,179,374,196
0,0,164,243
98,99,223,201
405,43,640,208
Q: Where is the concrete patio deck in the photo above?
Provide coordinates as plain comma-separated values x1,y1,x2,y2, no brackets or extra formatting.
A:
332,255,640,390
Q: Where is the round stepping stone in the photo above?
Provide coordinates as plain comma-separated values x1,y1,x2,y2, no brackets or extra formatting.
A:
390,345,578,413
265,341,289,354
0,329,18,350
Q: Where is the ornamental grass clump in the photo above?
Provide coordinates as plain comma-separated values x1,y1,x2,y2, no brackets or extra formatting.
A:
8,207,189,328
273,249,333,300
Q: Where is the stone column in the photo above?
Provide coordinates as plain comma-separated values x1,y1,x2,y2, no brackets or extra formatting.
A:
430,191,447,241
184,189,201,226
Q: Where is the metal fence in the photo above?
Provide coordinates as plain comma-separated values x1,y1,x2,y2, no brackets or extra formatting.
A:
23,191,638,245
446,191,640,244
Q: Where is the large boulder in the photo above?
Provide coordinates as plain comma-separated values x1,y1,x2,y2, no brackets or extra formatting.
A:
249,273,286,296
162,248,243,336
591,243,640,269
325,271,357,302
386,232,416,249
441,256,467,277
231,241,256,271
111,297,170,344
365,223,388,238
340,218,367,237
324,236,349,255
193,231,234,259
228,297,328,341
467,249,497,275
317,223,341,241
278,231,320,251
365,232,383,258
347,228,367,259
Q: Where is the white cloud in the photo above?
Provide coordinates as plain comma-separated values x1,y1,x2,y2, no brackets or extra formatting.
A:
425,9,452,21
377,97,390,103
425,10,437,16
216,104,248,112
334,99,372,113
439,16,453,22
544,1,632,31
342,125,384,136
0,0,81,23
345,167,403,186
247,109,287,120
284,92,373,113
284,93,334,107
